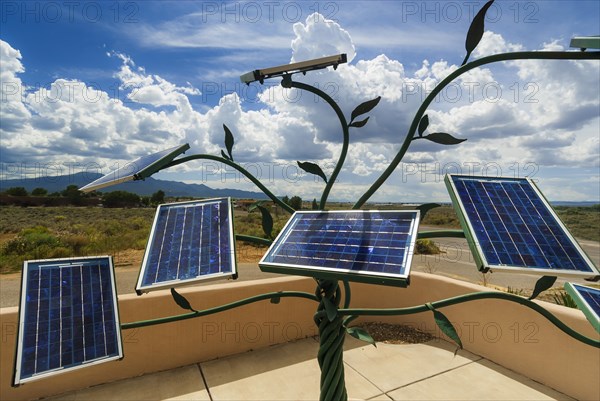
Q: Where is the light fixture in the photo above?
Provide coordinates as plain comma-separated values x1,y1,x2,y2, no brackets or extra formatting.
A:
569,36,600,51
240,54,347,84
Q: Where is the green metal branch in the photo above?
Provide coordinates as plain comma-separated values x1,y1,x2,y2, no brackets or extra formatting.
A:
284,79,350,210
417,230,466,239
121,291,318,330
165,154,295,214
353,50,600,209
235,234,272,246
338,291,600,348
342,280,351,309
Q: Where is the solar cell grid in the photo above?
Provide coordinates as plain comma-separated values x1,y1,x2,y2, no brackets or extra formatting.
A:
564,283,600,334
14,257,122,385
259,210,420,287
80,144,189,193
577,286,600,315
446,175,599,278
136,198,236,294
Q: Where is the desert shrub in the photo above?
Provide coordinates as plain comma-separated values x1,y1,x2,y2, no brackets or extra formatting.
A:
3,226,61,255
415,239,441,255
62,234,89,254
506,287,525,296
1,226,67,271
552,290,577,308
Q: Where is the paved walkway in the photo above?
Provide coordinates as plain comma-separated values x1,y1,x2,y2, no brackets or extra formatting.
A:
47,337,573,401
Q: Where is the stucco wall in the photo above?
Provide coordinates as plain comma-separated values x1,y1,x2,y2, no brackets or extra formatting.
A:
1,273,598,400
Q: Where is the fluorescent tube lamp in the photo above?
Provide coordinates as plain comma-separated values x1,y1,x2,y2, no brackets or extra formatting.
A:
240,54,347,84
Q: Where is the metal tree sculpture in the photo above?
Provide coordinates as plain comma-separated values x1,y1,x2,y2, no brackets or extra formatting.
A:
94,2,600,400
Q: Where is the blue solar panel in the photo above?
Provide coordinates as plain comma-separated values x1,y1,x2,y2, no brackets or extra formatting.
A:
136,198,236,293
80,144,189,193
259,210,420,287
14,257,122,385
445,174,599,278
564,283,600,334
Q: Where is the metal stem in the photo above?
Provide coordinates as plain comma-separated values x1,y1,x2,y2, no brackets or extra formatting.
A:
284,79,350,210
339,291,600,348
314,280,347,401
417,230,466,239
121,291,318,330
353,50,600,209
165,154,295,214
235,234,272,246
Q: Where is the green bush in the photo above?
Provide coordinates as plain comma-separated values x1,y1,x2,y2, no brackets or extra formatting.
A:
3,226,61,255
415,239,441,255
1,226,66,270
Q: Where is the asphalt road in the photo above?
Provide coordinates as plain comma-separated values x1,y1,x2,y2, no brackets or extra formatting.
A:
1,237,599,308
411,236,600,292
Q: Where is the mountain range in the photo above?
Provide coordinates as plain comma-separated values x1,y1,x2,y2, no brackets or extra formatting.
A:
0,172,270,199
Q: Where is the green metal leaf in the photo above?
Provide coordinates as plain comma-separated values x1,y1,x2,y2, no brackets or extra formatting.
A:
346,327,377,348
528,276,557,300
297,161,328,183
223,124,234,161
432,309,462,351
349,117,370,128
462,0,495,66
423,132,467,145
171,288,196,312
416,203,441,220
270,293,281,304
220,149,231,161
257,205,274,239
418,114,429,137
350,96,381,124
248,200,265,213
322,297,338,322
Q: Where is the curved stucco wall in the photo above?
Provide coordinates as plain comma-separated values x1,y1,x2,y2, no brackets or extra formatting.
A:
1,273,598,400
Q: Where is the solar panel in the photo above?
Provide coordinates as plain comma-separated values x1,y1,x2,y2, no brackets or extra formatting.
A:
445,174,599,278
136,198,237,294
564,283,600,334
259,210,420,287
14,256,123,385
80,144,190,193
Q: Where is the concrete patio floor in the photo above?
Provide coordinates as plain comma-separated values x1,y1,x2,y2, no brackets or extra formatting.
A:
46,336,574,401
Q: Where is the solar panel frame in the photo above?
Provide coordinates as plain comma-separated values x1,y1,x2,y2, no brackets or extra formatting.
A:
564,282,600,334
13,256,123,386
135,197,237,294
259,210,420,287
79,144,190,193
445,174,599,278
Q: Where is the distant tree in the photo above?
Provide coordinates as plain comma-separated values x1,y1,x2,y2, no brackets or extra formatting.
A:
151,190,165,205
31,187,48,196
289,196,302,210
82,190,101,198
281,195,290,205
311,198,318,210
48,192,61,197
61,185,83,205
103,191,141,208
141,196,151,207
5,187,28,196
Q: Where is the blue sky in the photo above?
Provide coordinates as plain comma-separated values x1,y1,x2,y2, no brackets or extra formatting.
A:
1,1,599,203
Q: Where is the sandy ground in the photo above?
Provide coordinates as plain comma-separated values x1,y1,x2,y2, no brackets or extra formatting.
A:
2,238,598,308
0,243,278,308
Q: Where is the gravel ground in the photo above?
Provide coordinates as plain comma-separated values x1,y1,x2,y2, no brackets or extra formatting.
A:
356,322,435,344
